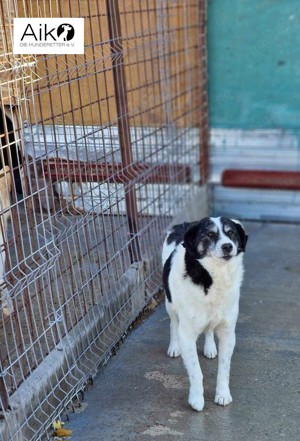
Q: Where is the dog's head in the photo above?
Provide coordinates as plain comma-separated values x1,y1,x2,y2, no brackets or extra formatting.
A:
183,216,248,260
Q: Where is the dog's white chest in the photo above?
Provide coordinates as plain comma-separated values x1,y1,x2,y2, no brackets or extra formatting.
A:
173,260,242,332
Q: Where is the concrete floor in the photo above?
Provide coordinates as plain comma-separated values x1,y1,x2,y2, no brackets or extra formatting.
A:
68,221,300,441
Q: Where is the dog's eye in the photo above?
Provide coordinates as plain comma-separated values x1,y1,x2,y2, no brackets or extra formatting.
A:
227,230,235,238
207,231,216,239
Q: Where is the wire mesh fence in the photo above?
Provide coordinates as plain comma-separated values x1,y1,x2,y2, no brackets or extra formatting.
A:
0,1,208,439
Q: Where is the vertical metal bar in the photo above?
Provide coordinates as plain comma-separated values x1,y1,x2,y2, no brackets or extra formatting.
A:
199,0,210,185
0,364,9,411
106,0,141,262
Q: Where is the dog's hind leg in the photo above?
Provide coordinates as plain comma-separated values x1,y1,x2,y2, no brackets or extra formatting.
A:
178,325,204,411
204,330,217,359
166,300,181,357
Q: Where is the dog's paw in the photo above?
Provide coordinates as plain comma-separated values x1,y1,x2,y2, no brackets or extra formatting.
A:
188,389,204,411
203,341,217,359
214,390,232,407
167,344,181,358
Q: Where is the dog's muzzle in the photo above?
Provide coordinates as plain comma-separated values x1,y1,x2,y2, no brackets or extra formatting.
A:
221,243,233,260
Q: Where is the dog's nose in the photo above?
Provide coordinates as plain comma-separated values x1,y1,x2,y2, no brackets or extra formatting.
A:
221,243,233,254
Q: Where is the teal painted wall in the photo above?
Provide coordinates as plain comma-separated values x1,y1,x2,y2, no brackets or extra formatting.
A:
207,1,300,129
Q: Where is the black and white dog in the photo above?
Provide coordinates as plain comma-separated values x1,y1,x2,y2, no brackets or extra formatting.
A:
162,217,248,411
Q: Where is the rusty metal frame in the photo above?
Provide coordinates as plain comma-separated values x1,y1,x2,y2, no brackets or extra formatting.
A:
106,0,141,262
43,159,191,185
199,0,210,185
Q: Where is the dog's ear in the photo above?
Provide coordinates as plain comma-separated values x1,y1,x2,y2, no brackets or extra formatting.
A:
232,219,248,252
183,223,201,258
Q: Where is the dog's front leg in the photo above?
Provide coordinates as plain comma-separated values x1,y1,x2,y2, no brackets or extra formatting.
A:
215,325,236,406
178,327,204,411
166,300,181,357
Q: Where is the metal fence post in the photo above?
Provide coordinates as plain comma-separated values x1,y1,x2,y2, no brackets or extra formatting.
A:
106,0,141,262
199,0,210,185
0,356,9,411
